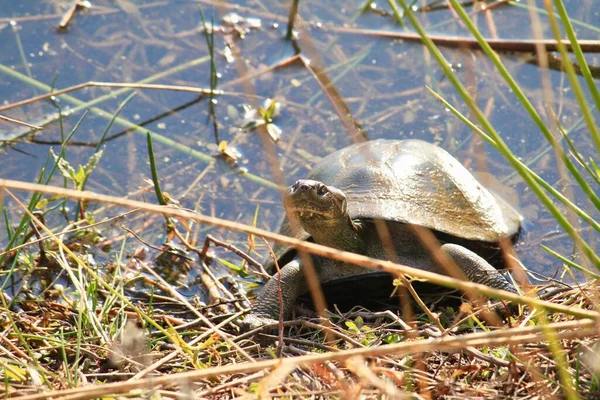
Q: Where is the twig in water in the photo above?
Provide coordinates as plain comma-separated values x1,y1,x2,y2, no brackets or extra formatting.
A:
58,1,91,31
199,234,266,276
0,114,42,130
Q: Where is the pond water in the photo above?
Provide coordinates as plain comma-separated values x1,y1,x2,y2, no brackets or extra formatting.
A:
1,0,599,300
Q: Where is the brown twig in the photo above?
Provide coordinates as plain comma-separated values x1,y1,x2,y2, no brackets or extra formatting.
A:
323,26,600,53
0,114,42,130
0,81,220,113
131,310,248,380
1,178,598,320
299,53,365,142
199,234,265,275
57,1,91,31
13,319,598,400
7,189,258,365
172,229,251,311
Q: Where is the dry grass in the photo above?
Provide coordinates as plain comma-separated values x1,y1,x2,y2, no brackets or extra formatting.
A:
0,183,599,399
2,259,599,398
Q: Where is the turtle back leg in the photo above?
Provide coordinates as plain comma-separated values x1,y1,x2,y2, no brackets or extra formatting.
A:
241,259,307,331
440,243,517,294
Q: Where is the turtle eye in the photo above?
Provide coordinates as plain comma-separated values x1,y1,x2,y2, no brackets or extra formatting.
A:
317,185,328,196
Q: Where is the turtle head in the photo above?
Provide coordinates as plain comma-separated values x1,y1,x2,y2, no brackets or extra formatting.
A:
284,180,350,234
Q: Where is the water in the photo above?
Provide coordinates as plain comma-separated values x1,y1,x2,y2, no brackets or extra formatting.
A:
1,0,599,297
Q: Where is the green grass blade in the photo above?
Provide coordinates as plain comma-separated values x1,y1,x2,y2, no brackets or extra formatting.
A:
146,132,167,206
541,245,600,279
556,122,600,187
546,1,600,154
394,0,600,270
0,108,91,266
426,87,600,236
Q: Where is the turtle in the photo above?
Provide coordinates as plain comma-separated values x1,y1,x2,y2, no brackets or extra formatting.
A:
242,139,522,330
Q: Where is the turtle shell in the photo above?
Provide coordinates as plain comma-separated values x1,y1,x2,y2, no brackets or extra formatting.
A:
271,139,522,269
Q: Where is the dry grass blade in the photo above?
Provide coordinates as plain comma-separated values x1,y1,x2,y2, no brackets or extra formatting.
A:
323,27,600,52
12,319,597,400
5,189,259,365
298,56,365,142
346,356,409,399
0,114,42,130
1,178,597,319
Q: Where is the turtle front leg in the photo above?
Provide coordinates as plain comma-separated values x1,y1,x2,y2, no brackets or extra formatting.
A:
440,243,518,294
241,259,307,331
